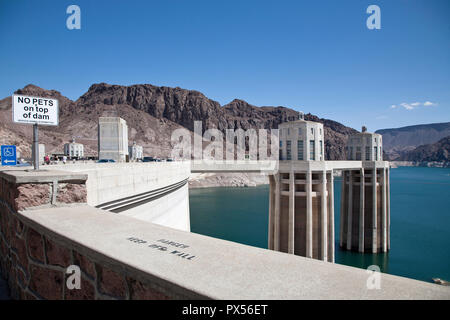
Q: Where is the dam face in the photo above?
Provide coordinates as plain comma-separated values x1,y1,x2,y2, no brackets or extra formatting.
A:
49,162,191,231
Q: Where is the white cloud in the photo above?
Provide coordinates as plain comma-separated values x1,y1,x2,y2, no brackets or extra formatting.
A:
400,103,414,110
391,101,438,110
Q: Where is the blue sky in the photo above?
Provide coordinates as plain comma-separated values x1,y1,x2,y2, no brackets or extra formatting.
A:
0,0,449,131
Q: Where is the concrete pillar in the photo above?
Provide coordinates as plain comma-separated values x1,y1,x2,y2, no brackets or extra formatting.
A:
359,168,365,253
321,170,328,261
274,173,281,251
346,171,353,251
387,167,391,250
288,170,295,254
372,166,378,253
329,172,335,262
268,175,275,250
306,169,313,258
340,171,345,248
382,167,387,252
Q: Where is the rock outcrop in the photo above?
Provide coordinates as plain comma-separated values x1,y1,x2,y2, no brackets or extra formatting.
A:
1,83,358,162
395,136,450,163
376,122,450,160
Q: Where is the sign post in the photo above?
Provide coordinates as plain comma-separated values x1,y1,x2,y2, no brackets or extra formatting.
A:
33,124,39,170
12,94,59,170
1,145,17,166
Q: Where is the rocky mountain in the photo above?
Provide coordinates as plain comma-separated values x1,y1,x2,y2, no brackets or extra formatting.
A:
0,84,187,158
375,122,450,159
394,136,450,163
0,83,357,160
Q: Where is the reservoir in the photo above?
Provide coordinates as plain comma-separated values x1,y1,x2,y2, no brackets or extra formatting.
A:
189,166,450,283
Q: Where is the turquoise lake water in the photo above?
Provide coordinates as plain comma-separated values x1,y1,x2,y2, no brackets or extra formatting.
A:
189,167,450,283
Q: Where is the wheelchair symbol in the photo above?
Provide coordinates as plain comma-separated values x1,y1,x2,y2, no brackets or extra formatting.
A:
3,147,14,157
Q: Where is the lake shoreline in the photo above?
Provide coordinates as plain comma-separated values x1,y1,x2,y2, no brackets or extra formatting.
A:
390,161,450,168
189,172,269,189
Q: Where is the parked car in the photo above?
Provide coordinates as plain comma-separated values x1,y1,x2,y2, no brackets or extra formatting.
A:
142,157,156,162
97,159,115,163
166,158,174,162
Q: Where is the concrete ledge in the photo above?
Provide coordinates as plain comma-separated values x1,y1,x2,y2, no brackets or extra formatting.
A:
17,205,450,300
0,169,88,184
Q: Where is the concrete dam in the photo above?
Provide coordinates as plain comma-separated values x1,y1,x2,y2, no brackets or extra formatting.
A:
0,159,448,300
0,116,448,300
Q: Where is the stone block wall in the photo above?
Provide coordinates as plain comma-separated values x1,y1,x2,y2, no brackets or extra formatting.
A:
0,173,177,300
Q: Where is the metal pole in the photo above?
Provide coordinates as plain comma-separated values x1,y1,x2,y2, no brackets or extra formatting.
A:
33,123,39,170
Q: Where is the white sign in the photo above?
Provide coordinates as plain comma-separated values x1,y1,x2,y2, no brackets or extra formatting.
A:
12,94,59,126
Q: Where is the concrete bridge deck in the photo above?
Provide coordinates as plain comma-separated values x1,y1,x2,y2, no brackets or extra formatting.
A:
191,160,390,173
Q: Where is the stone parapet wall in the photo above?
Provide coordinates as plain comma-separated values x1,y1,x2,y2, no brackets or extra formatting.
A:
0,170,185,300
0,207,172,299
0,170,85,299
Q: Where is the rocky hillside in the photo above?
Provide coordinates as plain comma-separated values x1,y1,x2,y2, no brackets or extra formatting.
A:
0,84,187,158
0,83,357,160
376,122,450,159
395,136,450,163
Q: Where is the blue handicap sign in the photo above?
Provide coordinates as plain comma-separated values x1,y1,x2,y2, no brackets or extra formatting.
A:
1,145,17,166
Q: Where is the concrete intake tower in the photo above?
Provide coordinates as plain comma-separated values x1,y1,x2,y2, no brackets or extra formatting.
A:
268,114,334,262
340,127,390,253
268,118,391,263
